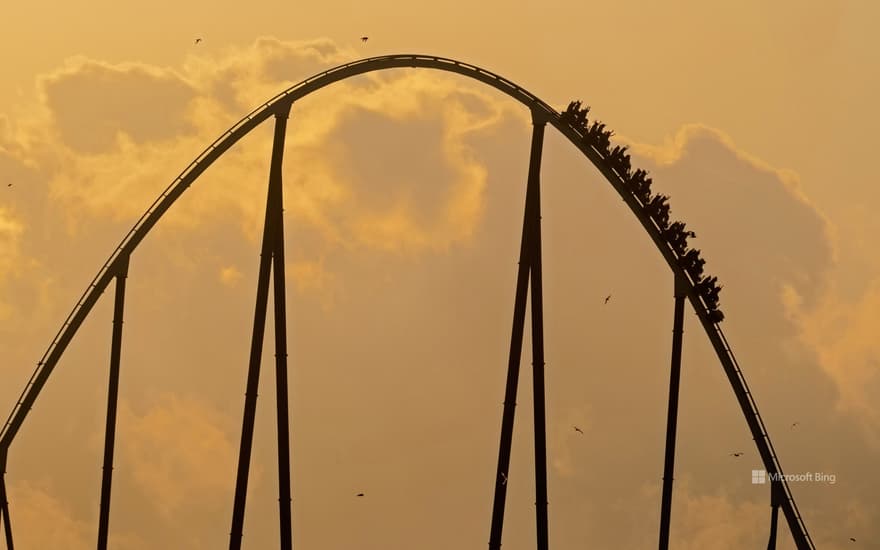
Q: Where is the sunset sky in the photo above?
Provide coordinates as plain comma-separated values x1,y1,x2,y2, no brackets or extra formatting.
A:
1,2,879,549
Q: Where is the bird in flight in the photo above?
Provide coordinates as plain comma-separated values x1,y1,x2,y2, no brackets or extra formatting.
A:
573,426,584,435
850,537,856,542
791,422,800,429
356,492,365,497
729,452,743,457
194,38,202,45
6,183,11,187
360,36,369,42
500,472,507,486
604,295,611,304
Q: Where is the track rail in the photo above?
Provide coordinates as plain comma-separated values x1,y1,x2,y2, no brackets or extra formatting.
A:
0,54,814,548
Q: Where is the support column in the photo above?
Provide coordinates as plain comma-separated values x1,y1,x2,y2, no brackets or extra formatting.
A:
767,481,781,550
230,102,292,550
488,115,545,550
269,106,294,550
1,459,12,550
526,117,549,550
97,255,130,550
658,275,687,549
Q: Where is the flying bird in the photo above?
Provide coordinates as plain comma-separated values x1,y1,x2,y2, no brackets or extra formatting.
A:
500,472,507,486
573,426,584,435
791,422,800,429
6,183,11,187
850,537,856,542
604,295,611,304
356,492,365,497
729,452,743,457
360,36,369,42
194,38,202,45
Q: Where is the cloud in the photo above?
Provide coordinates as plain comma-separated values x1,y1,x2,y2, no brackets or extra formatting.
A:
5,480,151,550
627,124,834,313
668,479,769,550
288,258,340,310
0,207,25,275
0,206,37,323
38,58,198,154
4,482,92,550
219,265,243,287
784,279,880,445
6,37,514,260
118,394,238,519
626,126,880,443
182,37,352,113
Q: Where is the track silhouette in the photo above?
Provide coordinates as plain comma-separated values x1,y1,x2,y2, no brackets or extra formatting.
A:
0,54,814,549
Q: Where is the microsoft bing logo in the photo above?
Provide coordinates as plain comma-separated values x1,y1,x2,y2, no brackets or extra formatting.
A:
750,469,836,484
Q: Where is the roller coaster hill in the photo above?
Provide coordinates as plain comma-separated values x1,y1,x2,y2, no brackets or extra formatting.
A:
0,54,814,549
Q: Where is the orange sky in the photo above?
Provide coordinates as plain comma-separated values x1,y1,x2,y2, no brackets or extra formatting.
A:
1,2,879,549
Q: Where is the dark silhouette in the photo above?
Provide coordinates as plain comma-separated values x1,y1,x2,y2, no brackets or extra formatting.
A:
707,308,725,323
791,422,800,429
699,278,722,310
361,36,369,42
645,194,672,230
608,145,631,178
583,119,614,152
597,130,613,152
574,426,584,434
560,101,577,123
561,100,590,129
629,170,653,204
663,221,695,255
659,283,686,550
0,55,818,550
194,38,202,44
679,249,705,281
97,256,129,550
703,273,726,322
696,275,718,292
229,104,294,550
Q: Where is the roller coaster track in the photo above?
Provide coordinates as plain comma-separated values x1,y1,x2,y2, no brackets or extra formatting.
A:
0,54,814,548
